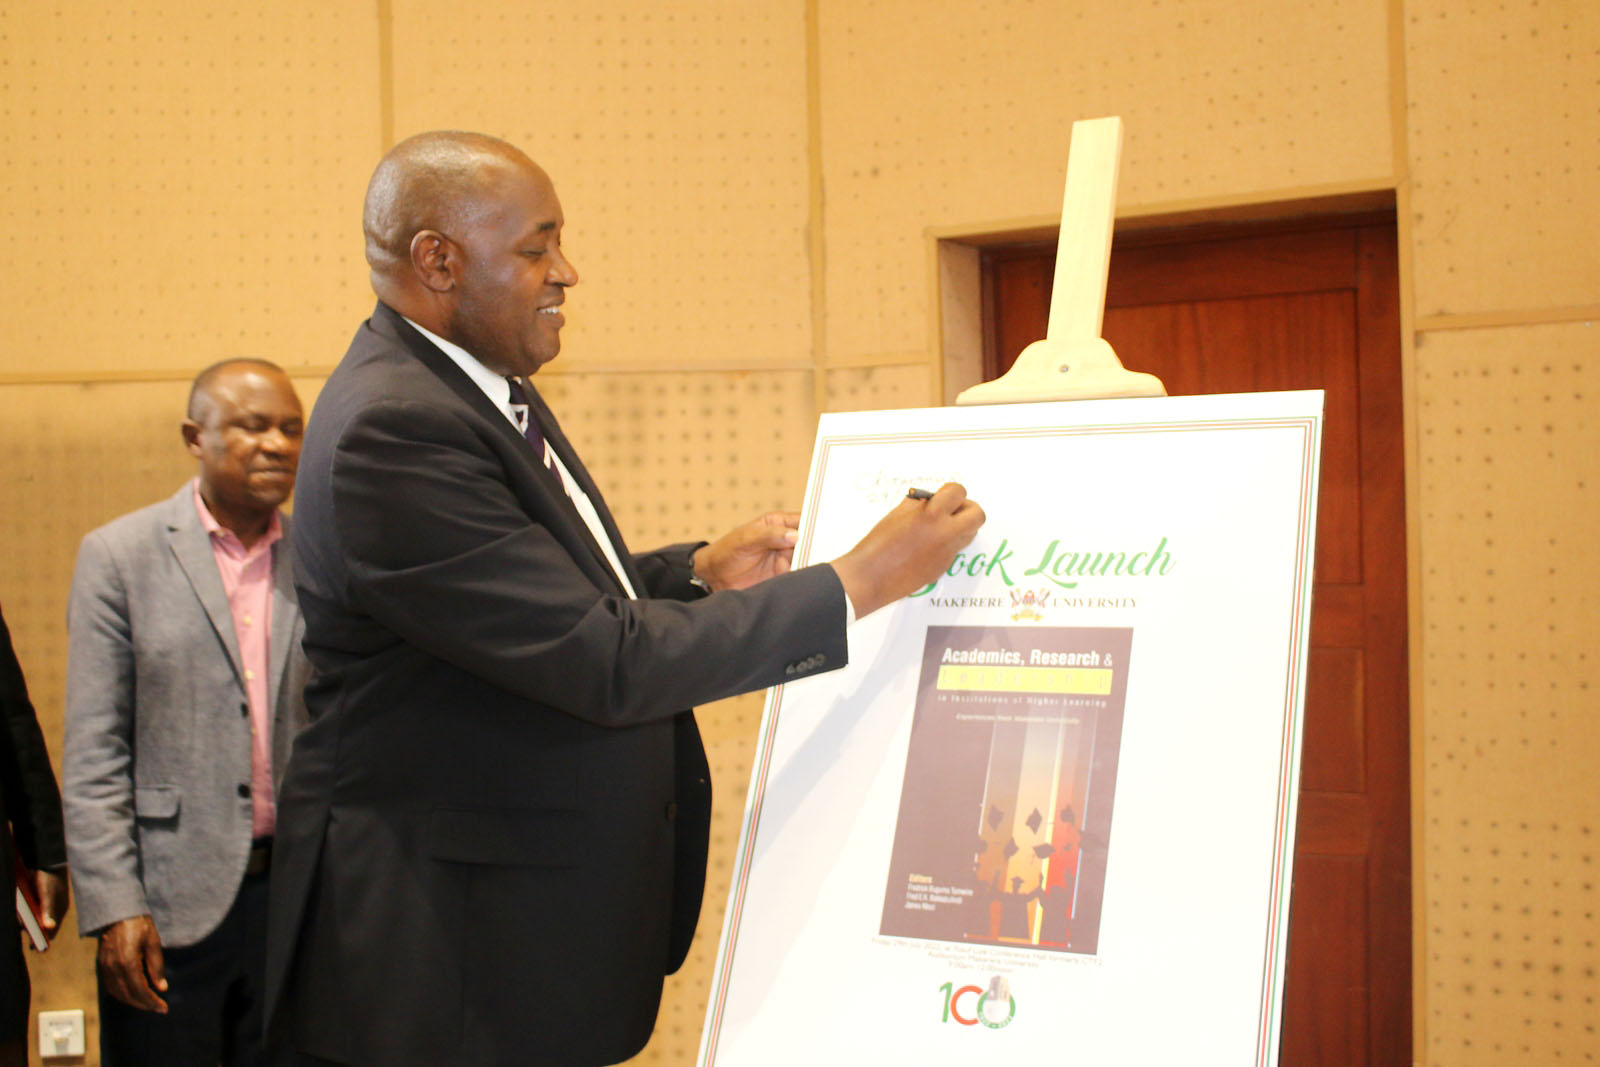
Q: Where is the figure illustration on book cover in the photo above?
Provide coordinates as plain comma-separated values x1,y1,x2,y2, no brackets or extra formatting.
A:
880,625,1133,956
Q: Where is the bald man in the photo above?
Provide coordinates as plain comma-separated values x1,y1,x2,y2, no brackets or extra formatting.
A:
64,360,311,1067
266,131,982,1066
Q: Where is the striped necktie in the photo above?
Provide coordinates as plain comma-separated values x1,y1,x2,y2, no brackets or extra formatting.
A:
505,377,562,488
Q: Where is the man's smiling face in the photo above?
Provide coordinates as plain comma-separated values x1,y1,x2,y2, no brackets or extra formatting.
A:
445,159,579,378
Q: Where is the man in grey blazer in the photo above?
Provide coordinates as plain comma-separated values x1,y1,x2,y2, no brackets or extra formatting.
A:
64,359,310,1067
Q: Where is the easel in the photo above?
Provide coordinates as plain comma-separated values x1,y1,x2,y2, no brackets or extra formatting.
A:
699,119,1328,1067
956,117,1166,405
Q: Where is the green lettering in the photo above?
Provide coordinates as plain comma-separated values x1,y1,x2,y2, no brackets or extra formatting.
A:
985,539,1015,585
1024,540,1080,590
1056,551,1089,577
1018,537,1173,588
1094,551,1127,576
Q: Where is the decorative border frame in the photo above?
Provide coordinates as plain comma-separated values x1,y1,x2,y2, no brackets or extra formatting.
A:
701,401,1323,1067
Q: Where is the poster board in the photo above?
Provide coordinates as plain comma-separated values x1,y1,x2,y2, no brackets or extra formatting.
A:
698,390,1324,1066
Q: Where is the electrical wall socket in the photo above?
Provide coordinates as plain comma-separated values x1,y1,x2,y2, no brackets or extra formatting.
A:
38,1009,85,1058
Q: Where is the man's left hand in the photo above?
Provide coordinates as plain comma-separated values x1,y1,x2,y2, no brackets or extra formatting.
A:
33,868,70,946
692,512,801,592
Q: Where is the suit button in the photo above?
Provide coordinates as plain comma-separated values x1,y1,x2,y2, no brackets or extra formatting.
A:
664,801,678,821
237,784,251,798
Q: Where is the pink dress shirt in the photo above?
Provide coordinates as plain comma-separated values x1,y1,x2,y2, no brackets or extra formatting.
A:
193,481,281,839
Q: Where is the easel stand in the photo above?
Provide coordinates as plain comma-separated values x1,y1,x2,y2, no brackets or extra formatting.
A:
956,117,1166,405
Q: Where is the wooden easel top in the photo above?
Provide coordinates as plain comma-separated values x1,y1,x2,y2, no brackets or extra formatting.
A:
956,117,1166,405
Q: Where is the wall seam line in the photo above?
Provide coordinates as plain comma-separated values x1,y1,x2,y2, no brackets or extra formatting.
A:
0,360,872,388
377,0,395,150
805,0,828,416
1385,0,1426,1061
1415,306,1600,333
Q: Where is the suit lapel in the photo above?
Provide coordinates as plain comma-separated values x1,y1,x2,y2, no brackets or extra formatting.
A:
373,304,634,597
165,487,246,687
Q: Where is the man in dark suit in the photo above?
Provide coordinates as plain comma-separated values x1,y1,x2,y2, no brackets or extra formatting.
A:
266,130,983,1067
0,603,69,1067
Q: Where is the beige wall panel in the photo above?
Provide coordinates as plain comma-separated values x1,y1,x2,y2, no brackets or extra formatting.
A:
823,364,936,412
1414,323,1599,1064
0,381,203,695
533,369,818,552
0,4,380,379
389,0,814,371
1405,0,1600,316
643,689,763,1065
816,0,1394,360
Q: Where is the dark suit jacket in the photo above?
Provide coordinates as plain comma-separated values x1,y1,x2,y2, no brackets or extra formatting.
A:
267,303,847,1066
0,603,66,1042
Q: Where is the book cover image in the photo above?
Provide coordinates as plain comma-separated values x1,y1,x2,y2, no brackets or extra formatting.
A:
879,625,1133,956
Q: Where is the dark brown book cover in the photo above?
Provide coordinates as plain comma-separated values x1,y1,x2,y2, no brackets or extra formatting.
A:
879,625,1133,956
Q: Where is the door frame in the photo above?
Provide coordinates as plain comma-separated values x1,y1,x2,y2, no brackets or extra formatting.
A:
931,185,1398,403
927,184,1426,1063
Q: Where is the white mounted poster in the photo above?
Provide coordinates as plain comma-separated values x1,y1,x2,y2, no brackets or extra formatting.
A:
698,390,1324,1067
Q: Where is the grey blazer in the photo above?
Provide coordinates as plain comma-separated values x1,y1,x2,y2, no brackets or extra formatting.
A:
63,483,309,947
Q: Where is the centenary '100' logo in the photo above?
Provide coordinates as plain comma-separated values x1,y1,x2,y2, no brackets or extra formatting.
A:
938,977,1016,1029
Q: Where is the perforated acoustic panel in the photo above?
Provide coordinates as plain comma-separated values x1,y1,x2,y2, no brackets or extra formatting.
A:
1406,0,1600,315
823,364,936,413
816,0,1394,361
1415,322,1599,1062
534,370,817,551
0,3,379,379
389,0,814,373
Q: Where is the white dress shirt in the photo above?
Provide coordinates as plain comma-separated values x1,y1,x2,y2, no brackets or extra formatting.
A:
403,316,639,599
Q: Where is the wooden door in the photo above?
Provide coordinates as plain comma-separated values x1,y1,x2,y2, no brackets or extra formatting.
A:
983,219,1410,1065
